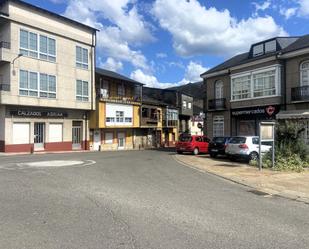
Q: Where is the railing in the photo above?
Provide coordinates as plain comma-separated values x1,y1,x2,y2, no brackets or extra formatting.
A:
141,117,159,126
208,98,226,110
0,83,10,91
291,86,309,102
0,41,10,49
99,94,141,104
162,120,178,127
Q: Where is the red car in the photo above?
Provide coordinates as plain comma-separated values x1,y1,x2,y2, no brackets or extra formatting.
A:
176,134,210,155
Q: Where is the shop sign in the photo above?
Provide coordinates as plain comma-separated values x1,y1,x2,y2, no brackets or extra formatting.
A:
231,105,279,117
10,110,68,118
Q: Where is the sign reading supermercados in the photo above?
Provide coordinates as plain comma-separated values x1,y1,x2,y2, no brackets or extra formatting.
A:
10,110,68,118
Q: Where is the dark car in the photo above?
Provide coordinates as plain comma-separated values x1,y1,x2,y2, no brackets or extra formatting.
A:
208,137,230,158
176,134,210,155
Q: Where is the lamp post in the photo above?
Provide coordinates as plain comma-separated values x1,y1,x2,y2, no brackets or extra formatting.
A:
11,53,23,76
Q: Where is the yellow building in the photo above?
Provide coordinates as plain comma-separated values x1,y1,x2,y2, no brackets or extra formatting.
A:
89,68,143,151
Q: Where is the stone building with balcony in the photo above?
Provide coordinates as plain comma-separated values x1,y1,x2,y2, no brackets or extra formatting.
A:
89,68,142,151
202,35,309,145
0,0,96,152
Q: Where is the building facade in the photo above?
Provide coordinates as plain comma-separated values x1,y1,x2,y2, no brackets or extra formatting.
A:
0,0,96,152
202,35,309,145
89,68,142,151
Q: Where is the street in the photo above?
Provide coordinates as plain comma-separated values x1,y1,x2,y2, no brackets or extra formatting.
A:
0,150,308,249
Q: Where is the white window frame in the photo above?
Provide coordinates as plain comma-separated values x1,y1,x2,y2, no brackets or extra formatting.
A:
19,70,57,99
76,80,89,102
76,46,88,69
300,60,309,86
231,65,281,102
39,35,56,62
20,29,38,58
213,116,224,137
215,80,224,99
253,44,264,57
182,100,187,109
188,102,192,109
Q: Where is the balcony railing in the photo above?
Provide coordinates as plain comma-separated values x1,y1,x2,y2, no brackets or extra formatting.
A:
162,120,178,127
0,41,10,49
0,83,10,91
98,93,141,104
291,85,309,102
208,98,226,110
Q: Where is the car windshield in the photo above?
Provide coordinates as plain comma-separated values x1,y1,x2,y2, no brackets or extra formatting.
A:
179,135,192,142
229,137,246,144
213,137,226,143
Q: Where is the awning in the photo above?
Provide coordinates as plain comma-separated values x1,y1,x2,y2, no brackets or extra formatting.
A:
276,110,309,119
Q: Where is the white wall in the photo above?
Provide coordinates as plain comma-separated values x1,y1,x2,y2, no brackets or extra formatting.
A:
106,103,133,127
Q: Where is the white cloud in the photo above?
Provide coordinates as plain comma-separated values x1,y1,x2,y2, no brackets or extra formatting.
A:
130,61,207,88
253,0,271,12
99,57,123,72
152,0,287,57
298,0,309,17
64,0,153,70
280,7,298,19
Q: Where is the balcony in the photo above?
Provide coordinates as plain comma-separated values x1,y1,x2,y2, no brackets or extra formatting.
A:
0,83,10,91
0,41,11,62
162,120,178,127
141,117,159,126
98,93,141,104
208,98,226,110
291,86,309,102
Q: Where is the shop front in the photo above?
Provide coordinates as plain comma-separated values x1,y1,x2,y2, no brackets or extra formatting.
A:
1,106,89,153
231,105,280,136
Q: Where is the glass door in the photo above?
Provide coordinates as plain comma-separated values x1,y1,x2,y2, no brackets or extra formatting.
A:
34,123,45,150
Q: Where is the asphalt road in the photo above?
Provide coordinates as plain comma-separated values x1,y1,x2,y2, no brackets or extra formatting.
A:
0,150,308,249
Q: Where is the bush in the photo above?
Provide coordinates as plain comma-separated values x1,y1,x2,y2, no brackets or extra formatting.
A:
261,120,309,172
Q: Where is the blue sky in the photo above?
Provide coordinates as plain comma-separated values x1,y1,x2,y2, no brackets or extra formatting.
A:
25,0,309,87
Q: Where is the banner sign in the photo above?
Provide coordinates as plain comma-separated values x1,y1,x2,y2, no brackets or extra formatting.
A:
231,105,279,117
10,110,68,118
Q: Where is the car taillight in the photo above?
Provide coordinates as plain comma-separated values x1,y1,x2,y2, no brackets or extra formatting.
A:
239,144,248,149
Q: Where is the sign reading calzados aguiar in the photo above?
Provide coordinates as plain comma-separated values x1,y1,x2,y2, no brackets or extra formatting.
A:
10,110,68,118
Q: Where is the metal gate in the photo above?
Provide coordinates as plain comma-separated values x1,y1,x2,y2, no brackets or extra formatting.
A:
34,123,45,150
72,125,82,149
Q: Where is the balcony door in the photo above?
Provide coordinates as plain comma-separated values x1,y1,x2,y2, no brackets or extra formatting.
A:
215,80,223,99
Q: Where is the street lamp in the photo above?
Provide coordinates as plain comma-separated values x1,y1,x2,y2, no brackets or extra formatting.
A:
11,53,23,76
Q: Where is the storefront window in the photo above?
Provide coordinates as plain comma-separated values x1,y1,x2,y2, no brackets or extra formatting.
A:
238,120,256,136
213,116,224,137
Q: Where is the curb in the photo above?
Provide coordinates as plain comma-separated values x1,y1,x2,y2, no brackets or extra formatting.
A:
172,155,309,205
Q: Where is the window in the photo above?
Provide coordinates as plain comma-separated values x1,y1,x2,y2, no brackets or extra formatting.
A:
183,100,187,109
20,29,38,58
142,107,148,118
232,75,251,100
76,46,88,69
20,29,56,62
105,132,113,144
106,117,115,123
265,40,276,53
117,83,125,97
253,44,264,57
39,74,56,98
253,70,276,97
100,80,109,98
188,102,192,109
116,111,124,122
215,80,224,99
19,70,57,98
39,35,56,62
213,116,224,137
195,136,203,142
76,80,89,101
231,66,280,100
49,123,63,142
125,117,132,122
252,137,259,145
300,61,309,86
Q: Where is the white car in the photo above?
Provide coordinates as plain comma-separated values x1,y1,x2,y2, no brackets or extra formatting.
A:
225,136,272,162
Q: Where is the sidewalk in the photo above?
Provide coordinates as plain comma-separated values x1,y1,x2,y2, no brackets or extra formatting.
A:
174,154,309,204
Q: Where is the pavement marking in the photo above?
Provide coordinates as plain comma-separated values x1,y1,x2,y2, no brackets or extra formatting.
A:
16,160,96,168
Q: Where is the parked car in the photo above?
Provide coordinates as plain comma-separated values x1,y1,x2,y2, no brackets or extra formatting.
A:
208,137,231,158
225,136,271,162
176,134,210,155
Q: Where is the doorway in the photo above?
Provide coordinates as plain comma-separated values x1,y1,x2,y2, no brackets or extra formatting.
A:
72,121,82,149
93,129,101,151
117,132,125,150
34,123,45,150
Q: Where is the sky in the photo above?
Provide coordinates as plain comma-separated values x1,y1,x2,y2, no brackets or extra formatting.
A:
25,0,309,88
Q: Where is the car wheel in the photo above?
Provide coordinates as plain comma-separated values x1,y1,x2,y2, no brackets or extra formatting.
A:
193,148,199,155
176,151,183,154
210,153,217,158
249,152,259,161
